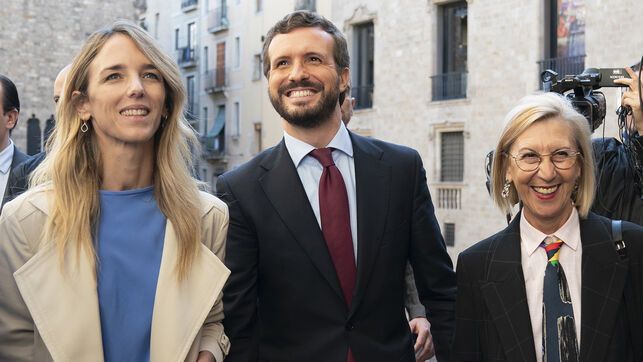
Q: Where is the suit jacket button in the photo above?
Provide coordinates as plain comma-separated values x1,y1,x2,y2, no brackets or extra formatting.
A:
346,322,354,331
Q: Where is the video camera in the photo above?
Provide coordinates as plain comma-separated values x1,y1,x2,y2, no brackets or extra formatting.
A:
541,68,630,131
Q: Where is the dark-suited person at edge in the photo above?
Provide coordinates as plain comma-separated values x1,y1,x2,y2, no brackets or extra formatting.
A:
217,10,456,362
453,92,643,362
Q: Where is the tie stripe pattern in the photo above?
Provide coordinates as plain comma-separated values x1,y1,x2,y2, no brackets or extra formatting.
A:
540,235,579,362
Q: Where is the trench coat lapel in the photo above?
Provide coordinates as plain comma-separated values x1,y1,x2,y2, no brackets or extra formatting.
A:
13,194,104,362
578,214,629,360
479,214,537,362
150,220,230,361
348,133,390,317
14,194,229,362
258,141,345,303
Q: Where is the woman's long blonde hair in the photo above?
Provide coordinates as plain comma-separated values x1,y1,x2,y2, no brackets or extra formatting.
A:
31,20,203,279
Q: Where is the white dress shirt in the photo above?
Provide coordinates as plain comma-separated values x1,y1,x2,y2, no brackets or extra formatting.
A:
0,139,15,198
283,122,358,261
520,207,582,361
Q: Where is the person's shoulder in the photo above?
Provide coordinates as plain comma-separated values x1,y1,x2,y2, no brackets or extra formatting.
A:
198,190,228,219
459,227,514,261
1,184,51,223
351,132,418,156
220,144,280,182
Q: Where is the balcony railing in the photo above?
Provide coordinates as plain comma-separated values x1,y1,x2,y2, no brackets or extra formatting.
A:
537,55,586,88
436,184,462,209
181,0,198,11
201,135,226,161
204,67,229,93
353,84,373,110
177,46,197,68
431,72,467,101
208,7,229,33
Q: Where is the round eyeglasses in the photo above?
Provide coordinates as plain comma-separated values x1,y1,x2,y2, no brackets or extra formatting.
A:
504,149,581,172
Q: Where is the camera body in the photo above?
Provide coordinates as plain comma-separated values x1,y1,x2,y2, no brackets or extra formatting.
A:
541,68,630,131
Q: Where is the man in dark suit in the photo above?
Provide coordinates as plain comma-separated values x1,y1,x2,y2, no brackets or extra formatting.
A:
0,75,30,213
3,64,70,206
217,11,456,362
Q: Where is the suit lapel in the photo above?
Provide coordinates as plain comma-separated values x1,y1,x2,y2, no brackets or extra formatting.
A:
14,238,105,361
258,141,345,302
150,219,230,362
479,215,537,362
579,213,629,361
348,133,390,316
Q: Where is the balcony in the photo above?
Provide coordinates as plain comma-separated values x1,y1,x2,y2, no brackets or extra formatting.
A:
204,67,229,93
186,102,200,129
435,184,462,209
537,54,586,88
201,135,226,161
134,0,147,11
353,84,373,110
181,0,198,12
208,7,229,33
177,46,197,68
431,72,467,101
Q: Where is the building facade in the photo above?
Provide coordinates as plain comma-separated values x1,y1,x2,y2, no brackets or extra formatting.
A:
330,0,643,260
138,0,332,191
0,0,139,154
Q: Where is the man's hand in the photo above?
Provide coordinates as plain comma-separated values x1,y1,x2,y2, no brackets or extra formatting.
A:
615,66,643,134
197,351,216,362
409,317,435,361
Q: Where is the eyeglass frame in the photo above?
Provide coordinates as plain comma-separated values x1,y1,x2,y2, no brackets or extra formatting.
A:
503,149,582,172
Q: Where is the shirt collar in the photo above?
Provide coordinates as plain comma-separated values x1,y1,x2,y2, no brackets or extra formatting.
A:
0,139,15,174
283,121,354,168
520,206,580,256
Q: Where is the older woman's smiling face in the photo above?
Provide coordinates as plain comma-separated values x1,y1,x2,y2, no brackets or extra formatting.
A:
505,117,581,233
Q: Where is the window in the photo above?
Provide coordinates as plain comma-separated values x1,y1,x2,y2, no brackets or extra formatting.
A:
252,54,262,81
233,101,240,136
294,0,315,11
539,0,586,79
202,106,208,135
175,28,180,49
352,22,374,109
204,46,209,70
256,0,262,12
186,76,195,118
154,13,159,39
188,22,196,50
213,105,226,153
253,122,262,154
26,115,41,156
432,1,467,101
440,131,464,182
202,168,208,183
216,42,226,88
234,36,241,68
444,223,455,247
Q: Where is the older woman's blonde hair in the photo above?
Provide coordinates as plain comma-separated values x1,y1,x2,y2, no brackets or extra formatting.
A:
491,92,595,218
31,20,202,279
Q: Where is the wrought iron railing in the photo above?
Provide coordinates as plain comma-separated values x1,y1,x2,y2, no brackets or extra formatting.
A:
208,6,229,32
177,47,197,67
353,84,374,109
204,67,229,93
431,72,467,101
181,0,198,10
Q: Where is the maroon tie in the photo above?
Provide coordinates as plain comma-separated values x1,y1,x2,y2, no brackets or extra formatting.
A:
309,148,357,306
310,148,357,362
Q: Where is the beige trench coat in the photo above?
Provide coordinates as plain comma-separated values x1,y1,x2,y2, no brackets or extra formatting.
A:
0,187,231,362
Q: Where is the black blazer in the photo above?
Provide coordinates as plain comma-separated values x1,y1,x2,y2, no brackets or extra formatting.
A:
217,132,456,362
1,146,30,212
453,211,643,362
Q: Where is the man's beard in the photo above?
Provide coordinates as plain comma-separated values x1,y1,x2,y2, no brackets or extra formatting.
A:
269,79,340,129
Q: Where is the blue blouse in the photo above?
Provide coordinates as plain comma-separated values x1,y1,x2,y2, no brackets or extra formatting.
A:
96,186,166,362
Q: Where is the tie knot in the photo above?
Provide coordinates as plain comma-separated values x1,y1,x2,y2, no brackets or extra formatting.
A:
540,235,563,266
310,148,335,167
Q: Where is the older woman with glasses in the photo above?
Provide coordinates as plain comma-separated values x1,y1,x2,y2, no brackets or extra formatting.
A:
453,93,643,361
